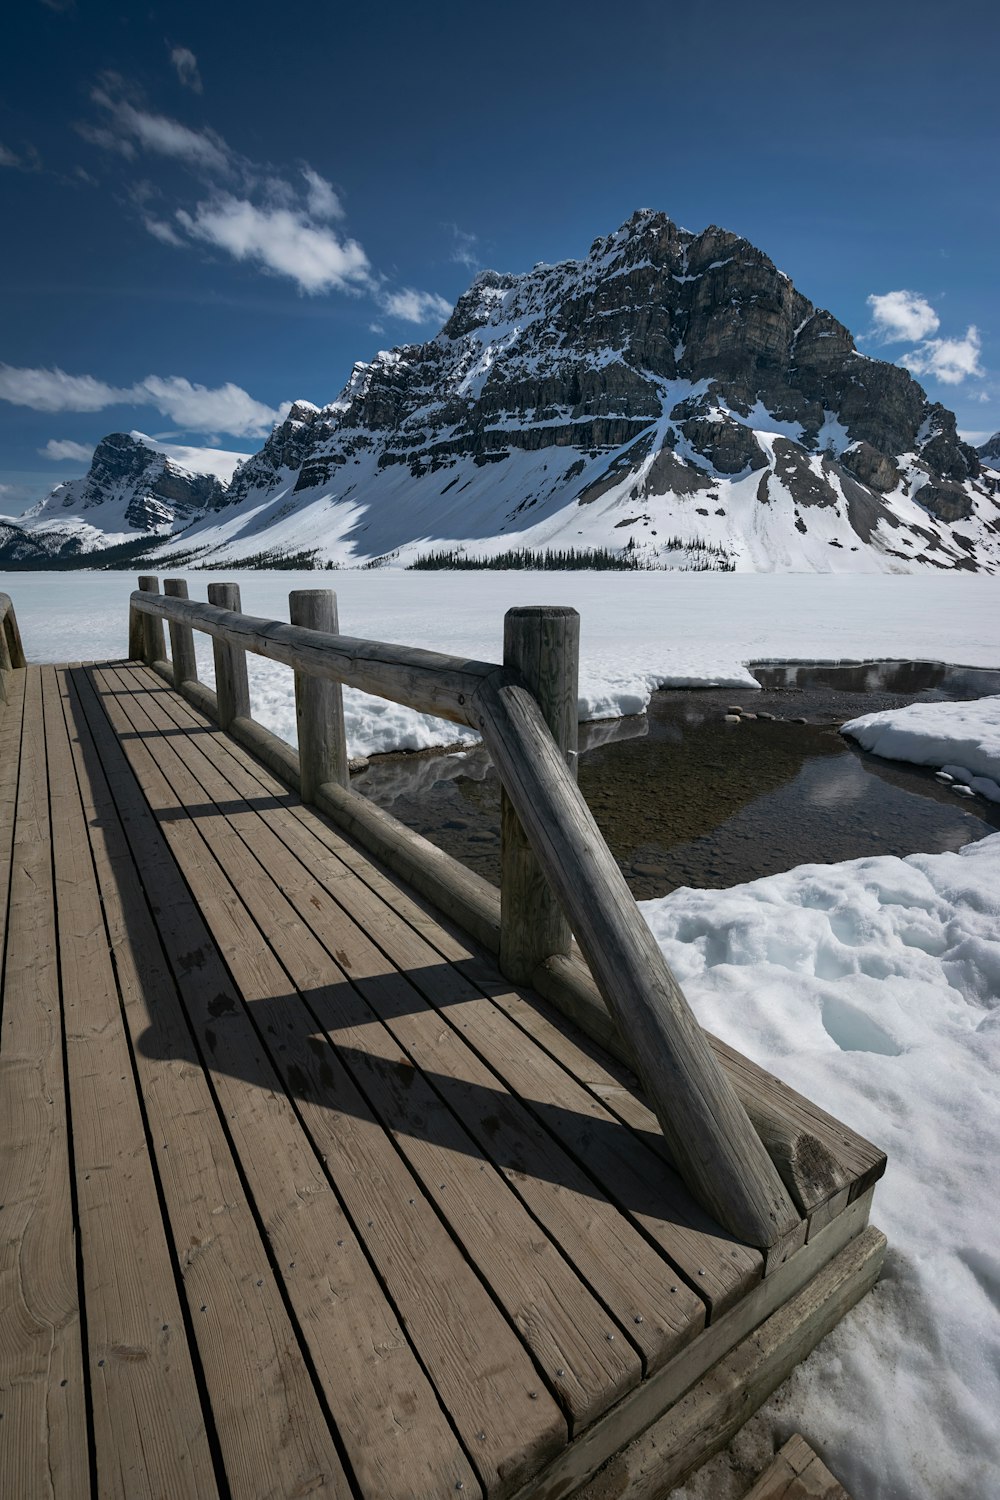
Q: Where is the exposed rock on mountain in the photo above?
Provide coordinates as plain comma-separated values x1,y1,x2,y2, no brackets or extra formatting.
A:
978,432,1000,467
7,213,999,573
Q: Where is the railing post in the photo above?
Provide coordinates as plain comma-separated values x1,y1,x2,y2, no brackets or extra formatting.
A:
0,615,10,706
499,605,579,983
205,582,251,730
289,590,349,800
163,579,199,690
137,576,166,666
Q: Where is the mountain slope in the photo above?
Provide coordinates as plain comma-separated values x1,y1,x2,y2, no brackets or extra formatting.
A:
7,212,999,573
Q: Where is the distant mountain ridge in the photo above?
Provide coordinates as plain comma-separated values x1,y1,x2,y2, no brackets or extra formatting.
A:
7,210,1000,573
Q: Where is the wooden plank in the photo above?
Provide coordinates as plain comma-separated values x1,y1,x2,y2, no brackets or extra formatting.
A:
130,586,497,727
118,670,701,1397
289,590,349,796
743,1433,851,1500
569,1225,886,1500
132,669,759,1321
57,669,351,1500
499,606,578,982
513,1189,874,1500
40,668,218,1498
474,672,800,1250
73,667,481,1500
0,668,89,1499
98,665,571,1490
0,667,26,964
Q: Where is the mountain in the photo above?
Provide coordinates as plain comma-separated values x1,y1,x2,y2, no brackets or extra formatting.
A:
11,431,241,563
7,212,1000,572
979,433,1000,469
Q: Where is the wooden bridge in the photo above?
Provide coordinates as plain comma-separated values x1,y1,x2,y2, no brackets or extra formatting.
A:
0,582,885,1500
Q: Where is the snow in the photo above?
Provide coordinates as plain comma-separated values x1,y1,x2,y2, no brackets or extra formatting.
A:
843,696,1000,804
128,432,250,483
4,570,999,759
4,564,1000,1496
647,835,1000,1500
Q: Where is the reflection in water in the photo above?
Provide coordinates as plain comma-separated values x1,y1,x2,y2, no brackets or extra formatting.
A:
354,659,1000,901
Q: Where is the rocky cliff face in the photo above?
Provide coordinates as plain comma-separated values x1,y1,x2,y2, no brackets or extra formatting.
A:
8,212,999,573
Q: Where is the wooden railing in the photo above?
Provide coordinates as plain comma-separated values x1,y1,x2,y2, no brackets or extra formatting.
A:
0,592,26,706
129,575,804,1251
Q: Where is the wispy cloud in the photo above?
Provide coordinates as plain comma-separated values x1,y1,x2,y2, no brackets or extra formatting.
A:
449,225,481,271
0,363,288,438
39,438,93,462
169,46,203,95
0,144,22,168
902,327,984,386
0,141,42,172
77,78,451,321
176,197,371,295
866,288,986,387
867,290,940,343
378,288,452,325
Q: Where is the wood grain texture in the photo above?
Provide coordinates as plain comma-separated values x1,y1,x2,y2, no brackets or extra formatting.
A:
474,673,800,1250
205,582,251,729
129,585,496,726
163,579,199,688
571,1226,885,1500
1,590,27,669
82,664,481,1500
500,607,578,983
137,574,167,667
743,1433,851,1500
59,667,353,1500
0,669,89,1499
41,667,217,1500
290,590,349,797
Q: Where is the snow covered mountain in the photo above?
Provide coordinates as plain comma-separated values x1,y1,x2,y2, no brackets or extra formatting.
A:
7,212,999,572
978,432,1000,471
11,431,243,562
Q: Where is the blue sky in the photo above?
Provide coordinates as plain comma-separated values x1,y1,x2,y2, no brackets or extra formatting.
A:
1,0,997,515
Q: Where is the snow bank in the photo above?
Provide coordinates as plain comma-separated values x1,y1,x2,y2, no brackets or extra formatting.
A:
843,696,1000,804
4,571,999,757
643,836,1000,1500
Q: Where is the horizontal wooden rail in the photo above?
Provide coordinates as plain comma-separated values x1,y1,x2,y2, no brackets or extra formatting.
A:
0,591,27,706
129,578,803,1248
130,589,497,728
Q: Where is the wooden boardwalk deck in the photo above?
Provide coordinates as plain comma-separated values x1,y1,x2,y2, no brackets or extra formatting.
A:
0,657,884,1500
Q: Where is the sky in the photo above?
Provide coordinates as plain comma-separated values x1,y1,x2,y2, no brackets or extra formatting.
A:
1,0,998,516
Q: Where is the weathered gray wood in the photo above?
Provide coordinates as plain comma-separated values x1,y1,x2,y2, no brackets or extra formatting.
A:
58,667,354,1499
232,714,301,790
128,604,144,662
163,579,198,688
0,591,27,670
531,953,869,1220
290,590,349,798
41,668,217,1499
473,673,800,1250
500,606,578,983
80,664,482,1500
0,669,90,1498
743,1433,852,1500
510,1189,875,1500
129,588,495,726
205,582,251,730
570,1225,885,1500
137,575,167,666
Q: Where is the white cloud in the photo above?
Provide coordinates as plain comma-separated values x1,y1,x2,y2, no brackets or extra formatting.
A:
379,287,453,324
0,144,21,168
39,439,93,462
0,363,286,437
302,167,343,221
450,225,481,270
90,84,231,173
144,215,184,246
176,196,371,294
867,290,940,343
169,46,203,94
902,327,984,386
